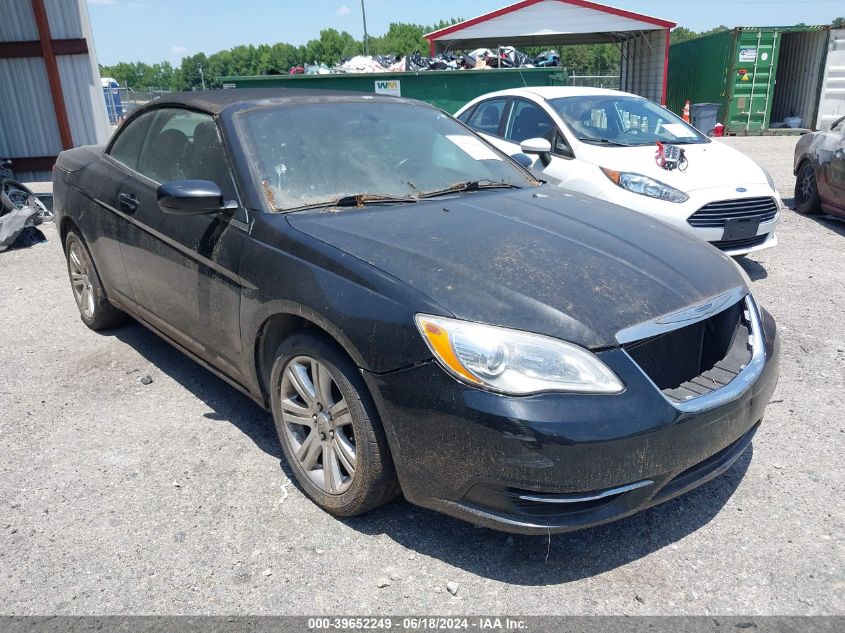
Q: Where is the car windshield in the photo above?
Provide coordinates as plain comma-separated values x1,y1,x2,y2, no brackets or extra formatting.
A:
549,95,708,147
237,101,536,211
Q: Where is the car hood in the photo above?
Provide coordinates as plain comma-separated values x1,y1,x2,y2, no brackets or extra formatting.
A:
286,186,745,349
577,139,770,193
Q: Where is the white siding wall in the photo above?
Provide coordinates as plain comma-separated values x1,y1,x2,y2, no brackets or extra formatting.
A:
0,0,39,41
0,0,108,181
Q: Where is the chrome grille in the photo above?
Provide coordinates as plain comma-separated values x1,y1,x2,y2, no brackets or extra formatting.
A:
688,197,778,228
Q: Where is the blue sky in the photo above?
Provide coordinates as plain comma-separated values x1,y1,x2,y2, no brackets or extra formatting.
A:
86,0,845,66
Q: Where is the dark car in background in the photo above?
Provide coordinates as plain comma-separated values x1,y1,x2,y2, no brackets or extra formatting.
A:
794,114,845,217
53,89,779,534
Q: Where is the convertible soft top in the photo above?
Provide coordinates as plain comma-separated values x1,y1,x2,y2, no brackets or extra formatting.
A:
153,88,418,115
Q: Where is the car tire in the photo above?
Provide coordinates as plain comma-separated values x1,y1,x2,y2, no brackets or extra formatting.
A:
64,230,128,330
269,332,400,516
794,160,821,215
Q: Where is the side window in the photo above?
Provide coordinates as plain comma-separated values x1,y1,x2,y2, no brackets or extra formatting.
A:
107,110,156,170
553,132,572,157
505,100,555,144
466,98,507,136
456,106,475,124
136,109,231,190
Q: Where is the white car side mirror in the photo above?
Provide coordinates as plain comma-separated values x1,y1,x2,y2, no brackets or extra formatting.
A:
520,137,552,154
520,138,552,166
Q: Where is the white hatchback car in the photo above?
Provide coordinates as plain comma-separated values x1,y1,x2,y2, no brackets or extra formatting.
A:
455,87,781,256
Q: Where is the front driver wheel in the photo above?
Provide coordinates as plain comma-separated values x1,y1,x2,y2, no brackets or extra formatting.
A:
794,160,821,215
270,332,400,516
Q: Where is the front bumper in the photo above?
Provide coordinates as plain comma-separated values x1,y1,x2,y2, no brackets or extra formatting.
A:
596,183,782,256
364,308,780,535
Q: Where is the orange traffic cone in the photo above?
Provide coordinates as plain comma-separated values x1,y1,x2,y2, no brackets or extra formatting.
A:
682,100,691,123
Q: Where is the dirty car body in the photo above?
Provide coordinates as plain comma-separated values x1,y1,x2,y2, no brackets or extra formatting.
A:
793,115,845,218
53,89,779,534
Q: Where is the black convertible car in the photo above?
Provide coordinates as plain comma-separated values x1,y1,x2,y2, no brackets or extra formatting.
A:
53,89,779,534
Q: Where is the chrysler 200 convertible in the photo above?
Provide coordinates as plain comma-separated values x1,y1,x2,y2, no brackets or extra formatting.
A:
53,89,779,534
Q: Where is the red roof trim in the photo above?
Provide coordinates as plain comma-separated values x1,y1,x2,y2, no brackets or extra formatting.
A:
661,29,671,105
425,0,676,41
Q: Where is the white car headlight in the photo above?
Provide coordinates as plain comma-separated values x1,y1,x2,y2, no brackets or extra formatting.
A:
415,314,625,395
601,168,689,203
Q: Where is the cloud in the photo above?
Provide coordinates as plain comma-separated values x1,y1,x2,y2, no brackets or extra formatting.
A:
337,4,351,16
171,46,188,56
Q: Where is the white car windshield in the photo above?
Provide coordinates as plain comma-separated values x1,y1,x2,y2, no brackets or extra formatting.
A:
238,101,536,211
549,95,708,147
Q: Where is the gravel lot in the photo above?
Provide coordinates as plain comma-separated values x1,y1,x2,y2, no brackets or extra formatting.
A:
0,136,842,616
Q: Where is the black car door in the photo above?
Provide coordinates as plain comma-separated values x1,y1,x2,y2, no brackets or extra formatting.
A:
115,107,249,383
87,109,161,301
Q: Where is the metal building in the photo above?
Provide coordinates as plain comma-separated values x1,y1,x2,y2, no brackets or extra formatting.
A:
0,0,109,181
424,0,676,105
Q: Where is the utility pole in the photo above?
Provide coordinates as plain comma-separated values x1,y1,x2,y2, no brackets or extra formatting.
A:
198,63,206,90
361,0,369,56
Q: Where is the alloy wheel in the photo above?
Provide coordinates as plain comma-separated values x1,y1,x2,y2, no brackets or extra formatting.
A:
797,163,816,206
280,356,356,495
68,242,95,319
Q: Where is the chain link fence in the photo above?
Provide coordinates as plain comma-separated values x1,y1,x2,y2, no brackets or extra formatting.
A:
567,74,620,89
103,87,172,124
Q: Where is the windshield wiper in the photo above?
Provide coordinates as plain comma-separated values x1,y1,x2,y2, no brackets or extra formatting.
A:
418,180,521,199
576,137,630,147
284,194,419,212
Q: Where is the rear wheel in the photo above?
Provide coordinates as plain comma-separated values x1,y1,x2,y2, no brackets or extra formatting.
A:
64,231,127,330
794,160,821,215
269,332,399,516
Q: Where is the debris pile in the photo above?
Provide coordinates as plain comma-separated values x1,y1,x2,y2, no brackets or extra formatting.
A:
281,47,561,75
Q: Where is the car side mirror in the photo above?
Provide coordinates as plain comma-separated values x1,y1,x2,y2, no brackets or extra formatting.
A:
510,153,534,169
520,137,552,167
157,180,227,215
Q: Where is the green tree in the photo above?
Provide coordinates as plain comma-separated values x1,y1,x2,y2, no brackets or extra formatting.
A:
99,61,177,90
178,52,208,90
304,29,359,65
370,22,428,56
670,27,698,44
832,17,844,28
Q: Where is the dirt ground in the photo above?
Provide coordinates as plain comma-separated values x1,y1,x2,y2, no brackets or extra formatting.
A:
0,135,842,616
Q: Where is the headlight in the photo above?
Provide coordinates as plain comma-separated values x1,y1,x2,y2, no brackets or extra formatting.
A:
415,314,625,395
601,168,689,203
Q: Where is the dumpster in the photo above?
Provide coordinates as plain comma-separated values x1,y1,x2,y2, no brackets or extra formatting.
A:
668,26,833,135
690,103,720,136
217,67,568,114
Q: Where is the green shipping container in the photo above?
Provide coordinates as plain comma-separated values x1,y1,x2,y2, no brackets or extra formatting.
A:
217,67,568,115
668,26,830,135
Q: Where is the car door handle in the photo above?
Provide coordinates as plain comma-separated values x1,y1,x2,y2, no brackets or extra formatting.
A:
119,192,139,213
